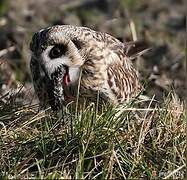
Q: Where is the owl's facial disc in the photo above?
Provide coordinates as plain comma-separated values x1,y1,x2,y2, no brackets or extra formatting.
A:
48,44,70,86
39,43,70,85
30,29,82,87
41,42,81,87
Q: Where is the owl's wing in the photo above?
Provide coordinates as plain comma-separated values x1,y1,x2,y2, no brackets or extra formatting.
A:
107,61,142,104
124,40,150,59
96,30,149,58
101,38,144,103
30,57,49,109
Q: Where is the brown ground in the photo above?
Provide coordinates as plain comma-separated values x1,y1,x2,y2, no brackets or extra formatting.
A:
0,0,186,102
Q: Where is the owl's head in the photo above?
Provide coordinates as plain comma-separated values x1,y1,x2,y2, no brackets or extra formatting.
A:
30,25,85,83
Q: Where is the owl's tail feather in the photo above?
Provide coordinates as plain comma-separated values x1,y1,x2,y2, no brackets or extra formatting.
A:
124,40,151,60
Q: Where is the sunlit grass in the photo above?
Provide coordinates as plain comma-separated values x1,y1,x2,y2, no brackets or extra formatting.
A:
0,88,186,179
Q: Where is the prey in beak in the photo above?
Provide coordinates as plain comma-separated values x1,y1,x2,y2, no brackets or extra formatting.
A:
46,65,68,111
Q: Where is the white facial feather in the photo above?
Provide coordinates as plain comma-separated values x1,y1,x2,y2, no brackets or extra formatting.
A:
40,45,81,85
40,46,69,77
68,67,80,85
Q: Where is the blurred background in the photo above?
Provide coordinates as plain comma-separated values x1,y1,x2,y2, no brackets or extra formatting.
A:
0,0,186,103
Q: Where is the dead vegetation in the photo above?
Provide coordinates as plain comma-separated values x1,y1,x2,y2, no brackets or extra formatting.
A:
0,0,186,178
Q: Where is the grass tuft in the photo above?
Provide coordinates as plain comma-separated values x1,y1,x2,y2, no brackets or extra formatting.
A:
0,88,186,179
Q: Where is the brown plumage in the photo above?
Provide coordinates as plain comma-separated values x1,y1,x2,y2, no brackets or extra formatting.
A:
30,25,146,111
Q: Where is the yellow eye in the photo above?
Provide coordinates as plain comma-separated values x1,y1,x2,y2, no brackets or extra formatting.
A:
49,44,67,59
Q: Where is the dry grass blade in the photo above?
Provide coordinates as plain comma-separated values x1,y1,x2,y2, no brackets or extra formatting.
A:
0,46,15,57
163,165,186,179
113,150,126,179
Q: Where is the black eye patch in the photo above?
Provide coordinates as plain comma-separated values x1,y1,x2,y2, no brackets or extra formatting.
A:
49,44,67,59
72,39,83,50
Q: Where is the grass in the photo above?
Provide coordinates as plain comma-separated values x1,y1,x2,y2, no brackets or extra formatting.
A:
0,0,186,178
0,87,186,179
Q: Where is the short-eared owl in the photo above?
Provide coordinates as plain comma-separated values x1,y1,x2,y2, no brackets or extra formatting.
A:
30,25,146,111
